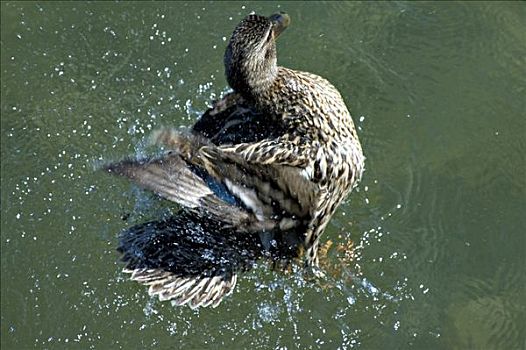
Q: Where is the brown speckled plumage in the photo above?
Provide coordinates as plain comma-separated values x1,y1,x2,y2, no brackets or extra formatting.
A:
105,12,364,308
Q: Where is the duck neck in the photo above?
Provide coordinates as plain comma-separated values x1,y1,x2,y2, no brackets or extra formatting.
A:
246,63,278,97
226,58,278,105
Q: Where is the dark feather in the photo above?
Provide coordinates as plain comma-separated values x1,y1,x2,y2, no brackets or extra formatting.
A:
118,211,301,308
192,92,282,145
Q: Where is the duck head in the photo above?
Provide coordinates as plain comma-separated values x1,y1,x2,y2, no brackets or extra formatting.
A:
224,12,290,97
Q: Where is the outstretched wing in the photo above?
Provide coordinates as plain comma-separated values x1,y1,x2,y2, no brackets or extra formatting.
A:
104,153,256,229
117,213,261,308
127,268,237,308
150,128,319,230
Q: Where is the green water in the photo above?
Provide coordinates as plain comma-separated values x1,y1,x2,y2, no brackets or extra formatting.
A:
1,1,525,349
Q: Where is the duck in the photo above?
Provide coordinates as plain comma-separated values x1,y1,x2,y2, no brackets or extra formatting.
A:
105,12,365,308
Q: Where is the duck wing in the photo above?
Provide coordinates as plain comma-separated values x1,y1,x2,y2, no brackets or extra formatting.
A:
193,92,283,145
117,212,259,308
104,152,256,229
118,209,303,308
106,128,318,232
151,129,318,229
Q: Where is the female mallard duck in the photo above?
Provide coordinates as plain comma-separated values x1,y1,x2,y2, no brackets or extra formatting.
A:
106,12,364,308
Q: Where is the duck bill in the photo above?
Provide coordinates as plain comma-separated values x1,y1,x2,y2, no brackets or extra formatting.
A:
269,12,290,38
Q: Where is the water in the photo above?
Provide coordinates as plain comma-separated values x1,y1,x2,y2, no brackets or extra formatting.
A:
1,2,525,349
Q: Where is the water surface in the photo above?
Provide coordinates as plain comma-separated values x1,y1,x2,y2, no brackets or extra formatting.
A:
1,2,525,349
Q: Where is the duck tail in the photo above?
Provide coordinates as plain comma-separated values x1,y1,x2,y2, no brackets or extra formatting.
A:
117,212,260,308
